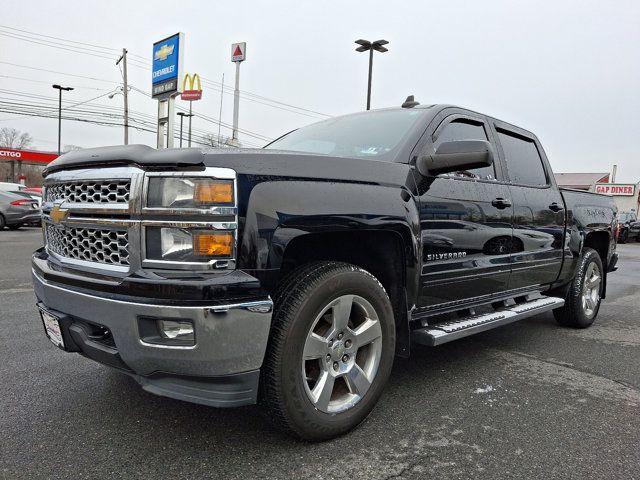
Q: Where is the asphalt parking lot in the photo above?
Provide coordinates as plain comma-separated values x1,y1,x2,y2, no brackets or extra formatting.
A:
1,228,638,479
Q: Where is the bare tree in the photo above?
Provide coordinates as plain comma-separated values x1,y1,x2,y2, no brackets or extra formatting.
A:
201,133,238,148
0,127,33,149
63,144,82,152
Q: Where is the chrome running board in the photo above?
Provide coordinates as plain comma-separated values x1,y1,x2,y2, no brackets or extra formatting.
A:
412,296,565,347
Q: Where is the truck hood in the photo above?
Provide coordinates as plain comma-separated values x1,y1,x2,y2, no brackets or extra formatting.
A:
46,145,413,186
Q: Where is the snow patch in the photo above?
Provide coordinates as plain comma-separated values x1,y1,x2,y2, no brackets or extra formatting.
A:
474,385,494,394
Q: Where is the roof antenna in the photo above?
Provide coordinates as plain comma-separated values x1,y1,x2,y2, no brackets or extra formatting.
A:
402,95,419,108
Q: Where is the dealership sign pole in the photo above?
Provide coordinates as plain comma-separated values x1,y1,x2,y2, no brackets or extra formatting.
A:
152,33,184,148
181,73,202,148
231,42,246,147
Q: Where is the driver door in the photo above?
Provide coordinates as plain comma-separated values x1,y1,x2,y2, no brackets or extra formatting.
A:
415,111,514,308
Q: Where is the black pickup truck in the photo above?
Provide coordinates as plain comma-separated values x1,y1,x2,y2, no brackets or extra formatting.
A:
33,102,618,441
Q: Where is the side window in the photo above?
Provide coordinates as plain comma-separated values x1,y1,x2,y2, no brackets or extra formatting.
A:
497,129,548,186
433,119,496,180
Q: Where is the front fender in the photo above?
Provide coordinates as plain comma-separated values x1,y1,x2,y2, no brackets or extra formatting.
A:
237,178,420,273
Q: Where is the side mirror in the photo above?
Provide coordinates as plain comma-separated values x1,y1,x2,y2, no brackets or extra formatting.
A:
417,140,494,177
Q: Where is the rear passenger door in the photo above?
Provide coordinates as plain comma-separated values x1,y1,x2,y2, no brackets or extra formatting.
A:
491,121,565,290
415,111,514,308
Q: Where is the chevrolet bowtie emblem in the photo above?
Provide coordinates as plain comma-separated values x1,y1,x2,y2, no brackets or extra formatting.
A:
50,204,69,225
154,44,174,62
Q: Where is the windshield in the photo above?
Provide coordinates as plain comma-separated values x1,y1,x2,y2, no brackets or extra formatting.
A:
265,109,425,160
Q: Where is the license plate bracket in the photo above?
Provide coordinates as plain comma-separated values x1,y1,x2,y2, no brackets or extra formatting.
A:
39,307,65,349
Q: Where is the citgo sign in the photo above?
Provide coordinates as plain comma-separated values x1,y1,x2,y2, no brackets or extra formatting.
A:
0,148,58,163
595,183,635,196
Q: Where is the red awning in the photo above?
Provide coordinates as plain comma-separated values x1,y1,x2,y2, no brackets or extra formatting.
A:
0,148,58,164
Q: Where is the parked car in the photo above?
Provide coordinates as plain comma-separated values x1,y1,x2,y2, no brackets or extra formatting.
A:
33,102,618,440
9,190,42,208
617,211,640,243
0,181,26,192
0,190,41,229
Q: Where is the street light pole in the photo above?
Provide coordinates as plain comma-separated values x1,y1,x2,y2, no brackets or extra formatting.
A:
177,112,186,148
354,39,389,110
177,112,193,148
52,84,74,154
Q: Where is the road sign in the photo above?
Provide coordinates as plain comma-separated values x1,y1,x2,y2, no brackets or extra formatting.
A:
181,73,202,101
152,32,184,98
595,183,636,196
231,42,246,62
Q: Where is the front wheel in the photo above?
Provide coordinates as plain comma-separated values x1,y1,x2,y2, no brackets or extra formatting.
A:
262,262,396,441
553,247,603,328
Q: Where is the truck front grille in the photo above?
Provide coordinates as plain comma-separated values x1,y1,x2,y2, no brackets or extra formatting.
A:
45,180,130,204
45,224,130,267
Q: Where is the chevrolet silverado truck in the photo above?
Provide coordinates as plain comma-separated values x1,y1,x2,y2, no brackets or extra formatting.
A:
33,102,618,441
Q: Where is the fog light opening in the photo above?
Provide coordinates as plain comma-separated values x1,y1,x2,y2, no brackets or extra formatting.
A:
158,320,194,341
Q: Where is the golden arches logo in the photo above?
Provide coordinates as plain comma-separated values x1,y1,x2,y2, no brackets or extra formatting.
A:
181,73,203,101
182,73,202,92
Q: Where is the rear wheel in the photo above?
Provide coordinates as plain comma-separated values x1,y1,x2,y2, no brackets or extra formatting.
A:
262,262,395,441
8,223,23,230
553,248,603,328
0,214,5,230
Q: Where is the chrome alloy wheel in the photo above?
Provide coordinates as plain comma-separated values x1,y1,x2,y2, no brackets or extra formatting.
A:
301,294,383,414
582,262,601,318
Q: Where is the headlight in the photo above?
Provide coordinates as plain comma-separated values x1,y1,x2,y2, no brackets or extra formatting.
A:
145,227,234,262
147,177,234,208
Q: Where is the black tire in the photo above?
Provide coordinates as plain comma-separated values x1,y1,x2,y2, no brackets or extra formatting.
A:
262,261,396,441
553,247,603,328
0,214,5,230
619,229,628,244
8,223,23,230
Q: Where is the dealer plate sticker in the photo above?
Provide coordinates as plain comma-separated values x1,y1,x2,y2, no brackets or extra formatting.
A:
40,309,64,349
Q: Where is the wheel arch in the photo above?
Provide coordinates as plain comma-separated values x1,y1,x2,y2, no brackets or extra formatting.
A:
277,228,413,358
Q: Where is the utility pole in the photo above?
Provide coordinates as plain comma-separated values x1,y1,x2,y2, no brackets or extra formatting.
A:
218,73,224,147
116,48,129,145
52,84,74,155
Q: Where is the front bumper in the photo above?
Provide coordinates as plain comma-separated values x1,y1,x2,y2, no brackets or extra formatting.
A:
33,270,273,407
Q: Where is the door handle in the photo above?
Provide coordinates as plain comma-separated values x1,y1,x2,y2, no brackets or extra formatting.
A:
492,198,512,209
549,202,564,212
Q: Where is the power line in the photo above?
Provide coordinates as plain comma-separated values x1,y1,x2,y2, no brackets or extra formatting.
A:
0,61,120,85
0,75,111,91
0,31,119,62
0,97,264,148
0,24,121,53
0,25,330,119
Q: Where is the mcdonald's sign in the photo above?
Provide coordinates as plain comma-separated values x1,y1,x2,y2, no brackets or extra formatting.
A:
181,73,202,101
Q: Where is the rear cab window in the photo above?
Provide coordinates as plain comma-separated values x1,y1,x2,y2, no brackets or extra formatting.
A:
496,129,548,186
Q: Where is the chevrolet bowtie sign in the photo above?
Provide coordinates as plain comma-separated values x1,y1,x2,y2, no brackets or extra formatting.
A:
152,33,184,98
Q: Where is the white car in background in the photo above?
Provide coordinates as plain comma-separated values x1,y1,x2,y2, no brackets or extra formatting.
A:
0,182,26,192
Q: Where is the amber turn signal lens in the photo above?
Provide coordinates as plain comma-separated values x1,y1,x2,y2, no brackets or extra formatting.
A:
194,181,233,205
192,232,233,257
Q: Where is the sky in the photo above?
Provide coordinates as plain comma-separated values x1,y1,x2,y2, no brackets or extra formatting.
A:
1,0,639,181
